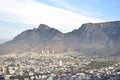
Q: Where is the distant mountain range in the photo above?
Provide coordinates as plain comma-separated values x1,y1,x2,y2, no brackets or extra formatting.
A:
0,21,120,55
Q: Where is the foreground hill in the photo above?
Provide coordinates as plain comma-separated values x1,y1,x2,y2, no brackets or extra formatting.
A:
0,21,120,55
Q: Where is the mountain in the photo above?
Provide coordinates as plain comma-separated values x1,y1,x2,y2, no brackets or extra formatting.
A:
68,21,120,55
0,24,66,54
0,21,120,55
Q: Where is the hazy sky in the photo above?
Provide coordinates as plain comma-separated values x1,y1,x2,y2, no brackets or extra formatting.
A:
0,0,120,43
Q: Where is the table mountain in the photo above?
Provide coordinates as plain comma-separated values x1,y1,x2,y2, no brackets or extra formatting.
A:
0,21,120,55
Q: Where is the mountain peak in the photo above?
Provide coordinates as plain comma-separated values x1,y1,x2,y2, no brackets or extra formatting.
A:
0,21,120,55
38,24,51,30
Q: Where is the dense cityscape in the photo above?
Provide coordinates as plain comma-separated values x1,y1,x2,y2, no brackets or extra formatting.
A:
0,51,120,80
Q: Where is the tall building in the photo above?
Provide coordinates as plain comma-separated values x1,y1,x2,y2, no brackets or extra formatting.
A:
2,66,7,74
41,51,44,54
52,51,55,53
59,60,63,66
47,51,49,53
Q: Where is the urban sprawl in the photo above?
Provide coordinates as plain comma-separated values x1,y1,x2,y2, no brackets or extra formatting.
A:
0,51,120,80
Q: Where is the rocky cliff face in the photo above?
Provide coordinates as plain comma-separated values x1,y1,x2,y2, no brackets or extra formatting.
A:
73,21,120,54
0,21,120,55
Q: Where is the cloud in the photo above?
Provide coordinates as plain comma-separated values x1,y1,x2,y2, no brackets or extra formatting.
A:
0,0,101,33
48,0,92,16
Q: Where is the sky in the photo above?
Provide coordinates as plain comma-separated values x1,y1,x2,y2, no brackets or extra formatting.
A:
0,0,120,43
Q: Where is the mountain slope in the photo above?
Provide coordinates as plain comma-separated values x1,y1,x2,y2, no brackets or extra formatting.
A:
68,21,120,54
0,21,120,55
0,24,65,54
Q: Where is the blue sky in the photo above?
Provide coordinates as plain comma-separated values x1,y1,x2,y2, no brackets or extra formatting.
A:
0,0,120,43
39,0,120,20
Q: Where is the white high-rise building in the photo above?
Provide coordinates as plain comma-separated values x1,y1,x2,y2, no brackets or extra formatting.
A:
2,67,7,74
59,60,63,66
52,51,55,53
47,50,49,53
41,51,44,54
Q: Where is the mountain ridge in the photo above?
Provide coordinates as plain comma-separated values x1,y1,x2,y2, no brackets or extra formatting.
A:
0,21,120,55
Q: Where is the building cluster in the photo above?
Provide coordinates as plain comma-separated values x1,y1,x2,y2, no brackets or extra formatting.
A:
0,52,120,80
